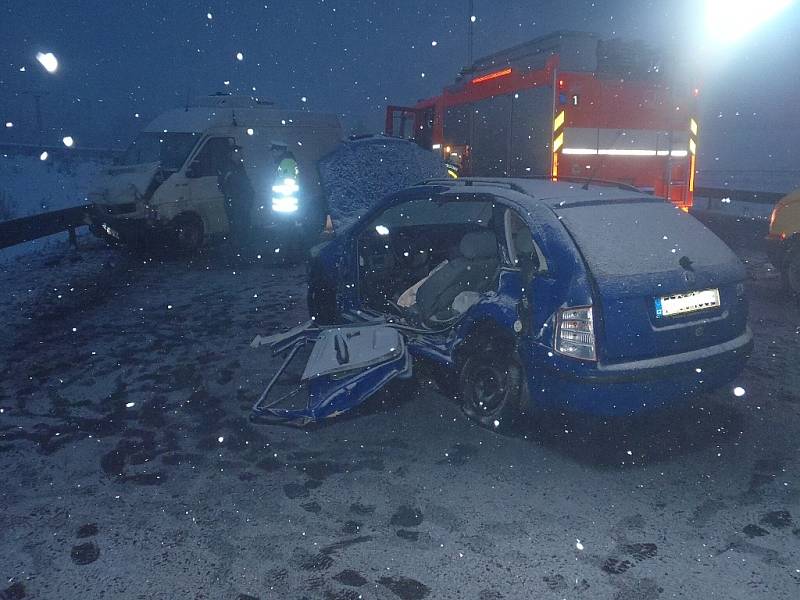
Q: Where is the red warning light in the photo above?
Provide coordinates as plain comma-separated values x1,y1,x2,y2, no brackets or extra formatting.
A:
472,68,513,84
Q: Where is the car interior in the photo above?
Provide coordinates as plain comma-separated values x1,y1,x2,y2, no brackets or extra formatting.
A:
358,197,545,326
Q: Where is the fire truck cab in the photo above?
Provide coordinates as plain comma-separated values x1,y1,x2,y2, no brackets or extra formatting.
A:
387,31,699,209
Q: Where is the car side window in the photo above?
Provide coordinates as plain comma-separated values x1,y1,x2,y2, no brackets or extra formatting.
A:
188,137,234,178
504,209,548,274
357,195,498,314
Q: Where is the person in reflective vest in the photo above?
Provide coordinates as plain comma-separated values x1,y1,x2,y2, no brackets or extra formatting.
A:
271,153,302,215
276,155,299,180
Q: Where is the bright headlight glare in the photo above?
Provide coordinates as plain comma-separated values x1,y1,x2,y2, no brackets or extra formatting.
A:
272,177,300,196
705,0,793,42
272,196,299,213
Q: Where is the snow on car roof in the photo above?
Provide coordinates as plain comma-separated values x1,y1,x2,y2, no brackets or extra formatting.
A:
416,177,649,207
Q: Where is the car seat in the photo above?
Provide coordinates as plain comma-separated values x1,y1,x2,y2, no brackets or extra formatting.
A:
415,231,499,322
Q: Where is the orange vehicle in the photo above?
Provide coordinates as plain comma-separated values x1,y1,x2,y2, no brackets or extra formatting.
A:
387,31,699,209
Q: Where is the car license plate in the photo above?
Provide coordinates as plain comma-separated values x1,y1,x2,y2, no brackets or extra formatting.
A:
655,288,720,318
102,223,120,240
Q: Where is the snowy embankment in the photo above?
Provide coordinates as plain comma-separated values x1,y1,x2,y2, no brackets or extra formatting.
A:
0,153,107,219
320,136,447,226
0,153,109,261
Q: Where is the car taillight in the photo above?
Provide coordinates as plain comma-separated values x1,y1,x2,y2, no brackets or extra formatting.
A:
556,306,596,361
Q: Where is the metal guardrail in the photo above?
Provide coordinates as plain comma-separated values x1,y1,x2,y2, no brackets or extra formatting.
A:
0,205,91,250
0,143,115,251
0,143,122,161
0,186,789,253
693,187,785,222
694,186,784,206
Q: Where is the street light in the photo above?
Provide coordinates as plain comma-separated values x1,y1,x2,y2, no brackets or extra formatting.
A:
35,51,59,73
705,0,794,43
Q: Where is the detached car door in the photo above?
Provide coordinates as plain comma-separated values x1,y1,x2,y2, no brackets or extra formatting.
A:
251,323,412,426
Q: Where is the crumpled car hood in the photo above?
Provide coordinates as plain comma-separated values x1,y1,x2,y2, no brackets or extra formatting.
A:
87,162,160,205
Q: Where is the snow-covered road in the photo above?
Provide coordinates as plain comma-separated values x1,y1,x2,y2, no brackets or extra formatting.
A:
0,240,798,600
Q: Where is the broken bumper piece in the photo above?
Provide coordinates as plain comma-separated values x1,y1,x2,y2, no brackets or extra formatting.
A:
251,324,412,426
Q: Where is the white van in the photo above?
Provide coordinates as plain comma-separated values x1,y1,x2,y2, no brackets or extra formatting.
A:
88,95,342,250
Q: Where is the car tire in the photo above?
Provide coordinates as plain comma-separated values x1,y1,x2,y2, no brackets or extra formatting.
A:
459,338,525,431
173,214,204,253
307,282,338,325
781,243,800,296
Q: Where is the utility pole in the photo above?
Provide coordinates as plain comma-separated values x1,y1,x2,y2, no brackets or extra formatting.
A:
466,0,476,173
468,0,475,67
33,94,43,137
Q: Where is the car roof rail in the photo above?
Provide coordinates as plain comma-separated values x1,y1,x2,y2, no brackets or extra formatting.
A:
523,175,643,193
416,178,530,195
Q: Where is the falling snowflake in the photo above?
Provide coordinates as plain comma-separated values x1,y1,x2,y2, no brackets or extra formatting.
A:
733,387,745,397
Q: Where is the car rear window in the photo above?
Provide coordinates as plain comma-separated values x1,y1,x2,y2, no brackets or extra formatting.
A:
554,198,737,277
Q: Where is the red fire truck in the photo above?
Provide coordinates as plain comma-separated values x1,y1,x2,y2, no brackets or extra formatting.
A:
386,31,699,209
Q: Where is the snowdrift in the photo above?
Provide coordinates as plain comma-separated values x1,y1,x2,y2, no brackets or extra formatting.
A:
0,153,109,221
320,136,447,226
0,154,110,261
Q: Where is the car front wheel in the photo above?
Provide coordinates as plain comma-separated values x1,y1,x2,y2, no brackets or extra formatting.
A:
174,214,204,253
459,340,524,431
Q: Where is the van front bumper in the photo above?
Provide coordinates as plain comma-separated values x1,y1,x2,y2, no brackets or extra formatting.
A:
89,210,170,247
530,328,753,416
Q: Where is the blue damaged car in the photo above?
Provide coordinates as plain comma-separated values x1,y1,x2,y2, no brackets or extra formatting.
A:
252,178,753,428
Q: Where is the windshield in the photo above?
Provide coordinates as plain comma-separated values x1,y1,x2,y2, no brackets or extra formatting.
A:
120,132,200,170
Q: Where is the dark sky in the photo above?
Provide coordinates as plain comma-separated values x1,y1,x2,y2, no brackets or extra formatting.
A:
1,0,799,171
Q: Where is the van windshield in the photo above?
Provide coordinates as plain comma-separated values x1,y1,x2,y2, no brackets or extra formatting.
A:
555,199,737,276
120,132,200,170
